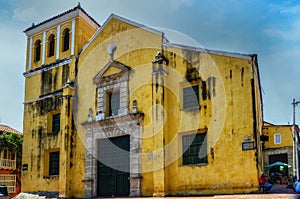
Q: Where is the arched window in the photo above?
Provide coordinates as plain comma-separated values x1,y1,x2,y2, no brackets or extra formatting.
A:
34,40,41,62
48,34,55,57
62,28,70,52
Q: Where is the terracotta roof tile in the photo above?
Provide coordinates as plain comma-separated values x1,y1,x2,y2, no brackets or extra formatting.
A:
24,4,100,32
0,124,23,136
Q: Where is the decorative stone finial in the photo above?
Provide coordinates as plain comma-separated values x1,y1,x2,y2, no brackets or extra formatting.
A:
88,108,93,122
107,43,117,61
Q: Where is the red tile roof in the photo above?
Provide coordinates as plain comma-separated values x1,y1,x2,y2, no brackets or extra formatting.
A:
0,125,22,136
24,3,100,32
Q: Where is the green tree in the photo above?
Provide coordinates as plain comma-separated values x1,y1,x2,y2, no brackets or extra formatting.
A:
0,132,23,166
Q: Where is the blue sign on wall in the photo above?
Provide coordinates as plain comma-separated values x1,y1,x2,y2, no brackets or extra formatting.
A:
242,141,255,150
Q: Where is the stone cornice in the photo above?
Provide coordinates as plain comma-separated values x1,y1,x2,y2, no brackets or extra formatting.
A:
82,112,144,128
23,58,72,78
24,5,99,36
93,60,131,84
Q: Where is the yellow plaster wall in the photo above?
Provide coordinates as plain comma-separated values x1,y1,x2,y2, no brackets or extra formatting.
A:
263,125,293,149
161,46,260,195
75,16,263,196
76,18,163,197
22,11,99,198
22,10,264,197
75,15,263,196
22,102,60,191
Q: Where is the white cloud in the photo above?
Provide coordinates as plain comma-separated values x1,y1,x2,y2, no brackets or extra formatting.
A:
264,19,300,41
170,0,194,10
12,7,38,22
280,5,300,15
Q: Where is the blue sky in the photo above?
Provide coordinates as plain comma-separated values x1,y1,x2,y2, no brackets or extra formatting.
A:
0,0,300,131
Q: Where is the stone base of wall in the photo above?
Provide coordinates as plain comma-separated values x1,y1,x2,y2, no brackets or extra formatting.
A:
129,176,142,197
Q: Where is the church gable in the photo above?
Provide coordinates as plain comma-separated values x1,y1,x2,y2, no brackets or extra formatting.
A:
102,17,136,37
93,61,131,84
80,14,163,57
103,65,124,77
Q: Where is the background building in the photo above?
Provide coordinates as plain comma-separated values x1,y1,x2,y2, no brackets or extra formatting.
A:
262,121,298,181
0,124,23,198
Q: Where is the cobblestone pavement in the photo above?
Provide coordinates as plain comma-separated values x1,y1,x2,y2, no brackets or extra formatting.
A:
98,184,300,199
12,184,300,199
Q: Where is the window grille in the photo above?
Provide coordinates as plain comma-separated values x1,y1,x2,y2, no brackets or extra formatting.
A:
182,133,207,165
49,151,59,175
183,85,199,109
52,113,60,134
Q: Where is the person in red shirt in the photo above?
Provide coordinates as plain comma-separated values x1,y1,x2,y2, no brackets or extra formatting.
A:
259,174,273,193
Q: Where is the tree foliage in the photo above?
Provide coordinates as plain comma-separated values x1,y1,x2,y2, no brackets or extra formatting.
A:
0,132,23,166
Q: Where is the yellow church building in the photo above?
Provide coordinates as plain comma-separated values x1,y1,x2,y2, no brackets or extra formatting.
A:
22,4,264,198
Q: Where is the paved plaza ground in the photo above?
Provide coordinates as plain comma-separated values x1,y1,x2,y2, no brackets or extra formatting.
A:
12,183,300,199
98,184,300,199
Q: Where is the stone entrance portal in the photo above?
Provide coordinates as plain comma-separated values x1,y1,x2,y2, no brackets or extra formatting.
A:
82,113,143,198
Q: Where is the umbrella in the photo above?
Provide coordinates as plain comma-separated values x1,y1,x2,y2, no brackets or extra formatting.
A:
266,161,292,169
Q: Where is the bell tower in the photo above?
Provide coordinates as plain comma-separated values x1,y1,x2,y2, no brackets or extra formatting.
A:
22,4,99,198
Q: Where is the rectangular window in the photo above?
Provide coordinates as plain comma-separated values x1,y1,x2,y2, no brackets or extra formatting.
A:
107,91,120,116
52,113,60,133
183,85,199,110
182,133,207,165
274,133,281,144
49,151,59,176
0,174,16,193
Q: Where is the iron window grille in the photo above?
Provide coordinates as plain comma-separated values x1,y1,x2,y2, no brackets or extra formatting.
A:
182,133,207,165
52,113,60,134
49,151,59,175
183,85,199,110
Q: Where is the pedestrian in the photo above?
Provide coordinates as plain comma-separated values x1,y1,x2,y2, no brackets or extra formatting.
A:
259,174,273,193
295,179,300,193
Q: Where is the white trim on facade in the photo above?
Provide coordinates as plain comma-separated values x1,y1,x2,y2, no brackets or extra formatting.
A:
23,91,63,104
56,25,61,60
163,42,254,60
42,31,46,65
71,19,75,55
23,58,72,78
28,37,32,70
